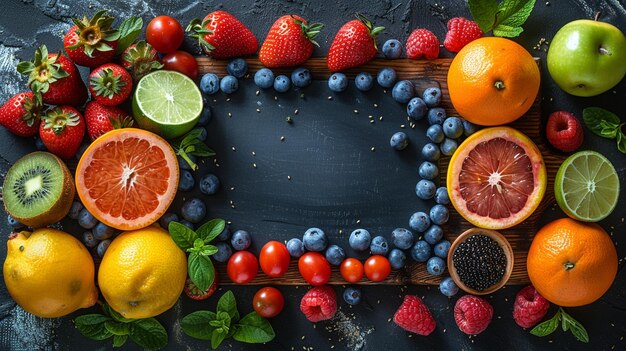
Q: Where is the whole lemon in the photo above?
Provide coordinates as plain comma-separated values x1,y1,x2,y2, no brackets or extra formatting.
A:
3,229,98,318
98,226,187,319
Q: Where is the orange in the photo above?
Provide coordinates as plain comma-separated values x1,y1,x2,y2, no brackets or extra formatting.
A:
527,218,618,307
75,128,179,231
447,37,540,126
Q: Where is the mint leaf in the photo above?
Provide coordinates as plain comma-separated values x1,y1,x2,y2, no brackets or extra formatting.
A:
181,311,218,340
233,312,275,344
129,318,168,350
560,309,589,343
583,107,621,138
113,334,127,347
496,0,536,27
493,24,524,37
197,219,226,243
599,120,619,138
468,0,535,37
468,0,499,32
188,252,215,291
530,310,561,337
102,303,132,324
75,314,113,341
617,132,626,153
199,244,218,256
104,320,131,336
169,221,199,250
115,17,143,55
217,291,239,321
211,329,227,349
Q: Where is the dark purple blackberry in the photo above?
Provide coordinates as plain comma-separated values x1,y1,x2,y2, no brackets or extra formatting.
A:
452,234,506,291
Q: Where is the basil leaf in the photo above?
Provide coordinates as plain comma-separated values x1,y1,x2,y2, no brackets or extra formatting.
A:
75,314,113,341
560,309,589,343
115,17,143,55
617,131,626,154
583,107,621,138
129,318,168,350
188,252,215,291
105,320,131,336
169,221,199,250
217,290,239,321
530,311,561,337
181,311,218,340
197,219,226,243
233,312,275,344
113,334,128,347
211,328,227,349
468,0,499,32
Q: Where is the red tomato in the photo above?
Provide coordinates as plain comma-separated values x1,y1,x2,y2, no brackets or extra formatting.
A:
364,255,391,282
252,286,285,318
298,252,331,286
227,251,258,284
340,258,364,283
259,241,290,278
162,51,199,80
146,15,185,53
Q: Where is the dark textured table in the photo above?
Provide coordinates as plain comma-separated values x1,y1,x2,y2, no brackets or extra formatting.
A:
1,1,625,350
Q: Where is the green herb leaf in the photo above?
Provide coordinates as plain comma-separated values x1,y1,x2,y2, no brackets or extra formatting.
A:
115,17,143,55
173,129,216,170
75,314,113,341
468,0,499,32
169,221,199,250
599,120,619,138
197,219,226,243
217,291,239,321
495,0,536,27
617,131,626,153
181,311,218,340
188,252,215,291
493,24,524,37
530,310,561,337
129,318,168,350
199,244,218,256
560,309,589,343
113,334,128,348
583,107,621,138
233,312,275,344
105,320,131,336
211,328,227,349
468,0,535,38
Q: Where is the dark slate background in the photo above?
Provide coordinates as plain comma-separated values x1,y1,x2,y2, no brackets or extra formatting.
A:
1,0,625,350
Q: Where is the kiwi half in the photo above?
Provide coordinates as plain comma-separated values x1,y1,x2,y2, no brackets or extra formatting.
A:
3,151,75,228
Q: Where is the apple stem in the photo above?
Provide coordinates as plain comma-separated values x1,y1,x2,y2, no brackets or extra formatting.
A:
594,11,601,21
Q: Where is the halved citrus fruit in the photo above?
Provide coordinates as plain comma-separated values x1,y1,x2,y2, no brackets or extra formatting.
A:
75,128,179,231
447,127,547,230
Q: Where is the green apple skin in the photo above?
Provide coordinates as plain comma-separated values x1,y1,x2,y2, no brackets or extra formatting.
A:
547,19,626,97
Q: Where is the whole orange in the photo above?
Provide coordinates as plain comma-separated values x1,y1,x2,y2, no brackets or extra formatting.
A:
447,37,540,126
527,218,617,307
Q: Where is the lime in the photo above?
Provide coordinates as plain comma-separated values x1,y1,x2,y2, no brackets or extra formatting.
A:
132,70,202,139
554,151,619,222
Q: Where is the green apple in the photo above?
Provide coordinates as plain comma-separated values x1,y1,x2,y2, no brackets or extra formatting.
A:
547,19,626,97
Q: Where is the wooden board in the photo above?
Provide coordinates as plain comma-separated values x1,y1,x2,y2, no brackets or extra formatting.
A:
197,57,564,286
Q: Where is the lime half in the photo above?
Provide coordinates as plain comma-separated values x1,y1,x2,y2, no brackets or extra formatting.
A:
132,70,203,139
555,151,619,222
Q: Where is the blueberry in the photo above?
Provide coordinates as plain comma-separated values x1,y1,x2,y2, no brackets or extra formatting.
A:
213,242,233,263
325,244,346,266
406,97,427,120
434,240,451,259
440,138,458,156
391,228,414,250
421,142,441,162
418,161,438,180
93,222,117,240
328,73,348,92
7,214,24,230
178,170,195,192
415,179,436,200
179,219,194,230
463,119,478,136
194,127,208,142
178,154,197,171
430,204,449,225
303,227,328,252
291,67,312,88
423,224,443,245
286,238,305,258
382,39,402,59
443,117,464,139
377,67,397,88
231,230,252,251
422,87,442,107
159,212,179,230
370,236,389,256
426,256,446,276
226,58,247,78
390,132,409,150
349,229,371,251
82,231,98,249
199,173,220,195
409,211,430,233
97,239,111,258
274,75,291,93
410,240,431,262
435,187,450,205
426,124,445,144
254,68,275,89
181,198,206,223
391,80,414,103
427,107,446,125
439,276,459,297
68,201,83,220
217,224,230,241
198,105,212,126
78,208,98,229
200,73,220,95
355,72,374,91
34,137,46,151
220,75,239,94
343,286,362,305
388,248,407,270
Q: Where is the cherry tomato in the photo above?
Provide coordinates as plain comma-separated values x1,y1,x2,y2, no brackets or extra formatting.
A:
162,50,199,80
184,272,219,300
364,255,391,282
252,286,285,318
227,251,258,284
259,241,291,278
146,15,185,54
340,258,364,283
298,252,331,286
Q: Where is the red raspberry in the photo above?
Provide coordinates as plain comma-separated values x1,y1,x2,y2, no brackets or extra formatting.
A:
444,17,483,53
300,285,337,322
454,295,493,335
406,29,440,60
393,295,436,336
513,285,551,328
546,111,584,152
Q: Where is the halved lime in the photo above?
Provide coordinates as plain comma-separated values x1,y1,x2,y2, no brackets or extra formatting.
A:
132,70,203,139
554,151,619,222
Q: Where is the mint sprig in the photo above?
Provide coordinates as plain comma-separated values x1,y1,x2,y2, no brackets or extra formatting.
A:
530,307,589,343
468,0,536,38
173,129,216,170
181,291,275,349
583,107,626,153
115,17,143,55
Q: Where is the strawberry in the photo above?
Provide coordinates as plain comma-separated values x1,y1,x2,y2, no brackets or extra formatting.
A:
84,101,133,141
186,10,258,59
17,45,88,106
0,92,42,137
454,295,493,335
406,29,440,60
327,14,384,72
39,106,86,159
184,272,219,301
393,295,436,336
63,10,119,68
259,15,324,68
546,111,584,152
300,285,337,322
513,285,551,328
120,40,163,82
88,63,133,106
444,17,483,53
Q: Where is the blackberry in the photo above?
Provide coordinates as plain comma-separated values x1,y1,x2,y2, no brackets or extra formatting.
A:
452,234,507,291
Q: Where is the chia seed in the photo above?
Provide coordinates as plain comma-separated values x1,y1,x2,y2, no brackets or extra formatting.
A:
452,234,507,291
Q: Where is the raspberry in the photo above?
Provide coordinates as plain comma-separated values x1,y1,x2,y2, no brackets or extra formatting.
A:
406,29,440,60
546,111,584,152
444,17,483,53
454,295,493,335
513,285,551,328
393,295,436,336
300,285,337,322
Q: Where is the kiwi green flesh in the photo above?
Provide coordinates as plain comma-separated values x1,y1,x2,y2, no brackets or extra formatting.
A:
3,151,75,228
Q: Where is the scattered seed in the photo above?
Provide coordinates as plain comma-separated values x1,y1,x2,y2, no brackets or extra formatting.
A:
371,147,375,152
231,146,236,152
374,103,378,108
400,124,405,128
354,109,358,114
228,112,232,117
226,98,231,102
286,116,293,123
253,163,257,168
281,136,285,141
294,109,299,115
287,175,291,180
256,90,260,96
256,108,261,113
328,96,333,100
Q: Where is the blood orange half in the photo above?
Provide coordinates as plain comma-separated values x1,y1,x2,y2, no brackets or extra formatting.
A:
75,128,179,231
447,127,546,230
